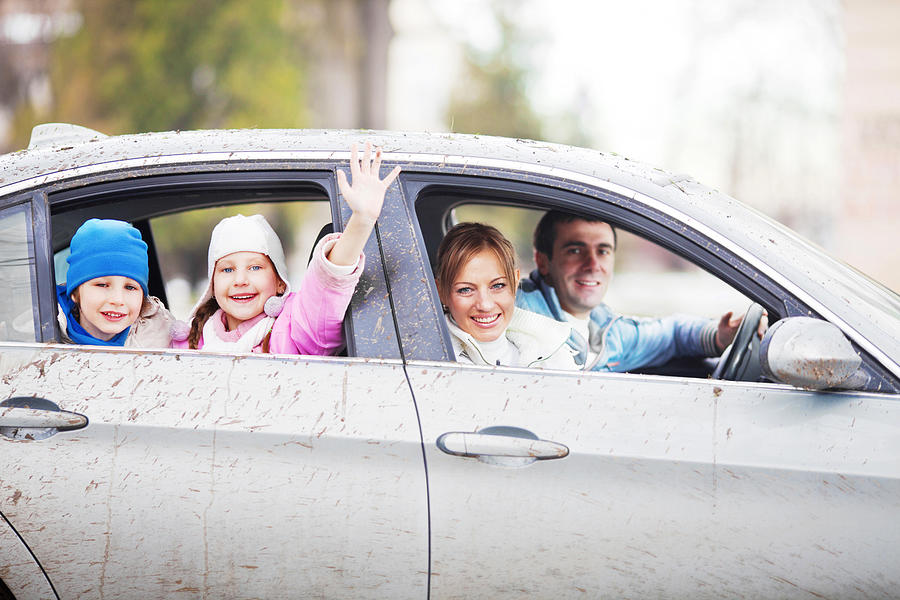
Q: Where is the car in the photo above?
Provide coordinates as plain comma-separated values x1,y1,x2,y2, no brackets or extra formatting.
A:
0,123,898,600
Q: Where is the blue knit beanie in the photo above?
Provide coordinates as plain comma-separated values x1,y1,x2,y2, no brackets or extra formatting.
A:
66,219,149,297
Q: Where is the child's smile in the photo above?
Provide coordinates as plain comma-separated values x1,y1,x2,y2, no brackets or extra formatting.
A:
73,276,143,340
213,251,286,331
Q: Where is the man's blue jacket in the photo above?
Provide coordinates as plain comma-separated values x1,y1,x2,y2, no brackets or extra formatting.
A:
516,270,719,372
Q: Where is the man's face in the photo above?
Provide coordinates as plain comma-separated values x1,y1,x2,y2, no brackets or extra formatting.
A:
535,219,615,319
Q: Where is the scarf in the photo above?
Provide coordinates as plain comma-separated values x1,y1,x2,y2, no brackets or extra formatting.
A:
56,284,131,346
200,309,274,353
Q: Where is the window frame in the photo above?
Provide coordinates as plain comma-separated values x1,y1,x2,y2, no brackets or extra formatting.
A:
399,171,785,366
398,170,899,391
0,191,55,342
41,166,401,360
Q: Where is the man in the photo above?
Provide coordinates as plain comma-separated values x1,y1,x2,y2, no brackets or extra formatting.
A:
516,210,754,372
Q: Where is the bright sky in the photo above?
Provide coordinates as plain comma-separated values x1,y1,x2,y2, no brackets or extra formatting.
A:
388,0,842,212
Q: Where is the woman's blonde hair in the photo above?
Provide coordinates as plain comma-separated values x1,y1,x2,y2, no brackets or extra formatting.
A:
435,222,518,299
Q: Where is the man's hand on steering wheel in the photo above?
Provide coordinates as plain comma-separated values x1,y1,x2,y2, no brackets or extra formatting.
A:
715,308,768,353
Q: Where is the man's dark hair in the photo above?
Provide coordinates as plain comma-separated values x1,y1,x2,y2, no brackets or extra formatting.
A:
533,211,617,259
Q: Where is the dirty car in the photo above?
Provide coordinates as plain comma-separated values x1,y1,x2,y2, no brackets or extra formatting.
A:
0,124,898,599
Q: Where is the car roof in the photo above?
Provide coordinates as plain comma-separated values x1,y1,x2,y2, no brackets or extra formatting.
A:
0,125,827,255
0,126,795,242
2,125,672,193
1,124,898,368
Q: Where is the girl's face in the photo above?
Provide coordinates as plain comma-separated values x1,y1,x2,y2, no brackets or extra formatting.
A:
213,251,286,331
72,276,144,341
441,249,519,343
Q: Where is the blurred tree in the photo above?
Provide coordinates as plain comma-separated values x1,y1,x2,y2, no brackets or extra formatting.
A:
1,0,394,308
443,1,545,255
293,0,392,129
10,0,314,293
445,1,542,140
36,0,307,137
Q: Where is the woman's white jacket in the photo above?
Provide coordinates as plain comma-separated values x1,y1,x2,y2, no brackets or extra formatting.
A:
446,307,578,370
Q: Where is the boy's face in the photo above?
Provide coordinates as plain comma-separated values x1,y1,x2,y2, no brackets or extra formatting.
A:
73,276,144,340
535,219,616,320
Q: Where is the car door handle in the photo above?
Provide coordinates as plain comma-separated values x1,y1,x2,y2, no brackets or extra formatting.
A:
0,397,88,439
436,426,569,460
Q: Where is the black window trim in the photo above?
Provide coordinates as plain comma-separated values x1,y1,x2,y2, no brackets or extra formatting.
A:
31,191,56,342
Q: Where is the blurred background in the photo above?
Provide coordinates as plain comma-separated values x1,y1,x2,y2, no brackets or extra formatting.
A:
1,0,897,306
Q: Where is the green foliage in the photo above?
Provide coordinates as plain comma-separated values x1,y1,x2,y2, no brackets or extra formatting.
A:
446,1,543,140
8,0,318,296
37,0,306,137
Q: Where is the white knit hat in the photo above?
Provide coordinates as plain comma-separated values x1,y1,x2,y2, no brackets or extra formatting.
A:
192,214,291,315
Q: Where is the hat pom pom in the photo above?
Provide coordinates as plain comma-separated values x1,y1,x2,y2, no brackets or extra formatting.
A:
264,294,285,317
170,320,190,342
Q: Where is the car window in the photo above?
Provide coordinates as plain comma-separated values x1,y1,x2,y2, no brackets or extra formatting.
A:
452,204,752,320
412,188,767,379
43,169,399,359
47,170,401,360
150,200,333,319
0,203,40,342
53,200,334,321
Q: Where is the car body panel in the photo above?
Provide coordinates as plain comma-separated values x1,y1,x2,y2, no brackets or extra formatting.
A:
0,344,427,598
0,517,54,600
407,360,900,599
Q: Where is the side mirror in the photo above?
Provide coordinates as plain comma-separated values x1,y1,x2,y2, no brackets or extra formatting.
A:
760,317,862,390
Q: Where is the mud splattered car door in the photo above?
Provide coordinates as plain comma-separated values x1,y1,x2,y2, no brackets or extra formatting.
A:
385,173,900,600
1,349,426,598
0,515,55,599
0,197,57,600
406,362,900,599
0,191,428,598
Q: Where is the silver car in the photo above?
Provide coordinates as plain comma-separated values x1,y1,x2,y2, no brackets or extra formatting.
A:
1,124,898,599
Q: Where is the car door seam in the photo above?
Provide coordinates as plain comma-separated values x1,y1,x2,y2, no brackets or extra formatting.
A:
372,219,433,599
0,509,60,599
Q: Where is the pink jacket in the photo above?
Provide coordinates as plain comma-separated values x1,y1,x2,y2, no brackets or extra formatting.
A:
173,233,363,355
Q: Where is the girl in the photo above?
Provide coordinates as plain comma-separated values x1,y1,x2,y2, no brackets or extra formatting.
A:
435,222,577,369
57,218,175,347
176,142,399,354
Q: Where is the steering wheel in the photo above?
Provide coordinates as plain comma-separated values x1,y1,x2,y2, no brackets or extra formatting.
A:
712,303,765,381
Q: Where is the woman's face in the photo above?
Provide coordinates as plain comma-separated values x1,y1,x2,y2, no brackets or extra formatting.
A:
73,276,144,340
441,249,518,343
213,251,285,331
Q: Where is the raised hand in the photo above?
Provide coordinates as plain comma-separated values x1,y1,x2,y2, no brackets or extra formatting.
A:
337,142,401,226
328,142,401,267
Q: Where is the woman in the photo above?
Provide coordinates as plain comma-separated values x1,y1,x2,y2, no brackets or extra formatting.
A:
435,222,577,369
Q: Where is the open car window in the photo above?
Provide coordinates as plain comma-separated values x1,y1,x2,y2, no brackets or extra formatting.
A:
438,202,754,380
45,169,401,360
52,200,334,320
403,175,897,392
452,204,753,322
150,201,333,320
